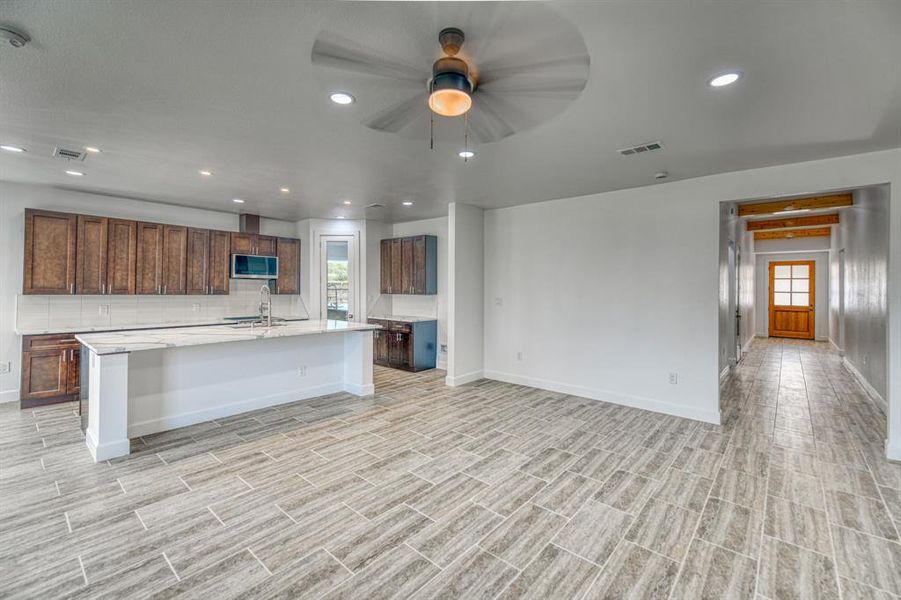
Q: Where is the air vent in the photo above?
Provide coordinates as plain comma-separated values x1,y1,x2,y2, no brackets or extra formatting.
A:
53,147,86,161
618,141,663,156
366,203,386,209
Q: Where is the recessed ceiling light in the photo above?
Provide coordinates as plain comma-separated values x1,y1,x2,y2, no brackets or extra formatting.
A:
232,198,245,204
84,146,101,154
343,200,352,205
402,201,413,206
199,169,212,177
336,215,346,219
329,92,355,105
458,150,475,159
280,187,290,193
65,170,85,177
708,71,742,87
1,144,25,153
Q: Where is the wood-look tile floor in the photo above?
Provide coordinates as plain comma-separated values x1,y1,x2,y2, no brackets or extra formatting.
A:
2,338,900,599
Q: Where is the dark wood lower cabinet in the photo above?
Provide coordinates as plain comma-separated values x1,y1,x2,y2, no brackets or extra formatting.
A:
20,335,81,408
369,318,437,372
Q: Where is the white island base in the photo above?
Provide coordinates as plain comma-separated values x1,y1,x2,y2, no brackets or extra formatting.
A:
77,321,376,462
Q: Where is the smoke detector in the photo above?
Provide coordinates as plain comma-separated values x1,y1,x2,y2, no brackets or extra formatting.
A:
0,25,30,48
618,141,663,156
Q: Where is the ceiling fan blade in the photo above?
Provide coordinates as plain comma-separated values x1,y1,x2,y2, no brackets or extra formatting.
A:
311,32,427,82
477,55,590,86
477,77,588,97
364,94,426,133
467,92,518,143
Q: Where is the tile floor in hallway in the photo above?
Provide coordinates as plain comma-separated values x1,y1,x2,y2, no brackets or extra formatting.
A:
2,338,900,599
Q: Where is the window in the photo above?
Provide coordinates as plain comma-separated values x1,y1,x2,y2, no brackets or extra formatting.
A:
773,263,810,307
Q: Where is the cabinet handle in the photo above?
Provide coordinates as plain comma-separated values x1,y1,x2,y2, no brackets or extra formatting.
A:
101,283,106,295
163,284,167,294
70,283,75,295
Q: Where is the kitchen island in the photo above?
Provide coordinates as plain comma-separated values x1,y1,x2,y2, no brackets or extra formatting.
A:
76,319,378,461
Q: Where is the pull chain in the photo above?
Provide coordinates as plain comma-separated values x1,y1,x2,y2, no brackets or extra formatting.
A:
463,112,469,163
430,110,434,150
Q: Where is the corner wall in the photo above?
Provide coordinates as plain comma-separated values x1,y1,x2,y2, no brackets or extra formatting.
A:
447,203,483,385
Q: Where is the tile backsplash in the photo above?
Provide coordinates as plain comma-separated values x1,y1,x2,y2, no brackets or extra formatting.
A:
15,279,308,334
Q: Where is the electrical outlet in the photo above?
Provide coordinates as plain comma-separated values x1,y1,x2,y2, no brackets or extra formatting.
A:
98,304,110,316
516,352,523,361
0,362,10,374
495,297,503,307
297,365,307,377
440,344,447,353
668,372,678,385
192,303,201,312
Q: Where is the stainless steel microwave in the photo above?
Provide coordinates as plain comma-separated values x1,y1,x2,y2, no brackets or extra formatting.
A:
231,254,278,279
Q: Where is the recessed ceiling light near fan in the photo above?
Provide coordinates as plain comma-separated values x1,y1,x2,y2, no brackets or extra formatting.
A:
310,3,590,145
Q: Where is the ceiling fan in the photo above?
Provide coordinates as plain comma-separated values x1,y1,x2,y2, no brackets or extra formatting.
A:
310,3,590,145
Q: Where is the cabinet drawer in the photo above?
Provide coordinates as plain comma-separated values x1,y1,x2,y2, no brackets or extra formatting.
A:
368,319,410,333
23,334,80,351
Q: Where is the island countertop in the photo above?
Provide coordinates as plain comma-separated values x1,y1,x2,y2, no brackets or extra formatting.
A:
76,319,381,355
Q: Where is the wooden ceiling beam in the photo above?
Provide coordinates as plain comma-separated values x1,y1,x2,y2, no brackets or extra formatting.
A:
754,227,831,241
746,213,839,231
738,193,852,217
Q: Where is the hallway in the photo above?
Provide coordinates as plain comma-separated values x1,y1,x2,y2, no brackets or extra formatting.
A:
1,341,899,598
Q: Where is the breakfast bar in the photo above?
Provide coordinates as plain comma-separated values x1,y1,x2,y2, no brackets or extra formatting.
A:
76,320,378,461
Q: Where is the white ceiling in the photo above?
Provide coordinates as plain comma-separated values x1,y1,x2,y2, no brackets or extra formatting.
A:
1,1,899,223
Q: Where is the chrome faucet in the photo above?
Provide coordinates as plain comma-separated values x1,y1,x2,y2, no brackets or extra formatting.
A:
259,284,272,328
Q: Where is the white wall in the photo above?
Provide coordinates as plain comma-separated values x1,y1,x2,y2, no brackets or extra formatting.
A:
718,203,755,376
0,181,296,403
483,148,901,441
447,203,484,386
754,251,829,340
831,185,890,403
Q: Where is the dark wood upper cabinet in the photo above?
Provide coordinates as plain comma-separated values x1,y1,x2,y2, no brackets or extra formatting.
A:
23,209,77,295
185,227,210,295
75,215,108,295
135,222,164,294
379,234,438,295
275,238,300,295
257,235,277,256
106,219,137,294
208,230,230,295
160,225,188,294
230,232,276,256
380,240,392,294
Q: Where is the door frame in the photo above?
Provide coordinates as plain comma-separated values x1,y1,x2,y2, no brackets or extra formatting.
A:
317,234,358,322
768,259,816,339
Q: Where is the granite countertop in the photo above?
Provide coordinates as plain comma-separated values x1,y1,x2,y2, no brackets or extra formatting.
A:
15,317,309,337
367,315,438,323
76,319,380,355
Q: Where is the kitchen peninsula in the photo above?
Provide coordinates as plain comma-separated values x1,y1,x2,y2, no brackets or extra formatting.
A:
76,319,378,461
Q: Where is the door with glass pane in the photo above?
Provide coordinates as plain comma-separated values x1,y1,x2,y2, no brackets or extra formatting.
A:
320,236,356,322
768,260,815,339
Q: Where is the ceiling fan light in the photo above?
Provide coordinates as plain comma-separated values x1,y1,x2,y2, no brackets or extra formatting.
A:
429,72,472,117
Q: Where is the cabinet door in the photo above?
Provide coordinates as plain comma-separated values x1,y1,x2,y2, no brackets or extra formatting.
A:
66,347,80,395
230,232,255,255
75,215,108,295
380,240,392,294
21,350,68,401
390,239,403,295
23,209,77,295
275,238,300,294
185,228,210,295
208,230,231,295
106,219,137,294
412,236,428,294
373,330,390,365
257,235,277,256
161,225,188,294
401,237,414,295
135,222,164,294
388,332,408,367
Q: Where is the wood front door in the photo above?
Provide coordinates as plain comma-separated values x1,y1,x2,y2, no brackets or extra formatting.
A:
769,260,815,339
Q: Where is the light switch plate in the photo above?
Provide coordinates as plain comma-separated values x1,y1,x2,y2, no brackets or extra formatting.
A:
0,362,10,374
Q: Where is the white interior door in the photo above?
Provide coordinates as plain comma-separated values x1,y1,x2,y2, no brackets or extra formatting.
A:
320,235,357,321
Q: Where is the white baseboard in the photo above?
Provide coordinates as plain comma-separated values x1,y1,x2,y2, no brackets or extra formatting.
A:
445,370,483,387
0,389,19,404
344,382,375,397
483,369,721,425
886,440,901,463
815,336,829,342
85,429,130,463
828,338,845,356
842,357,887,414
128,382,344,438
